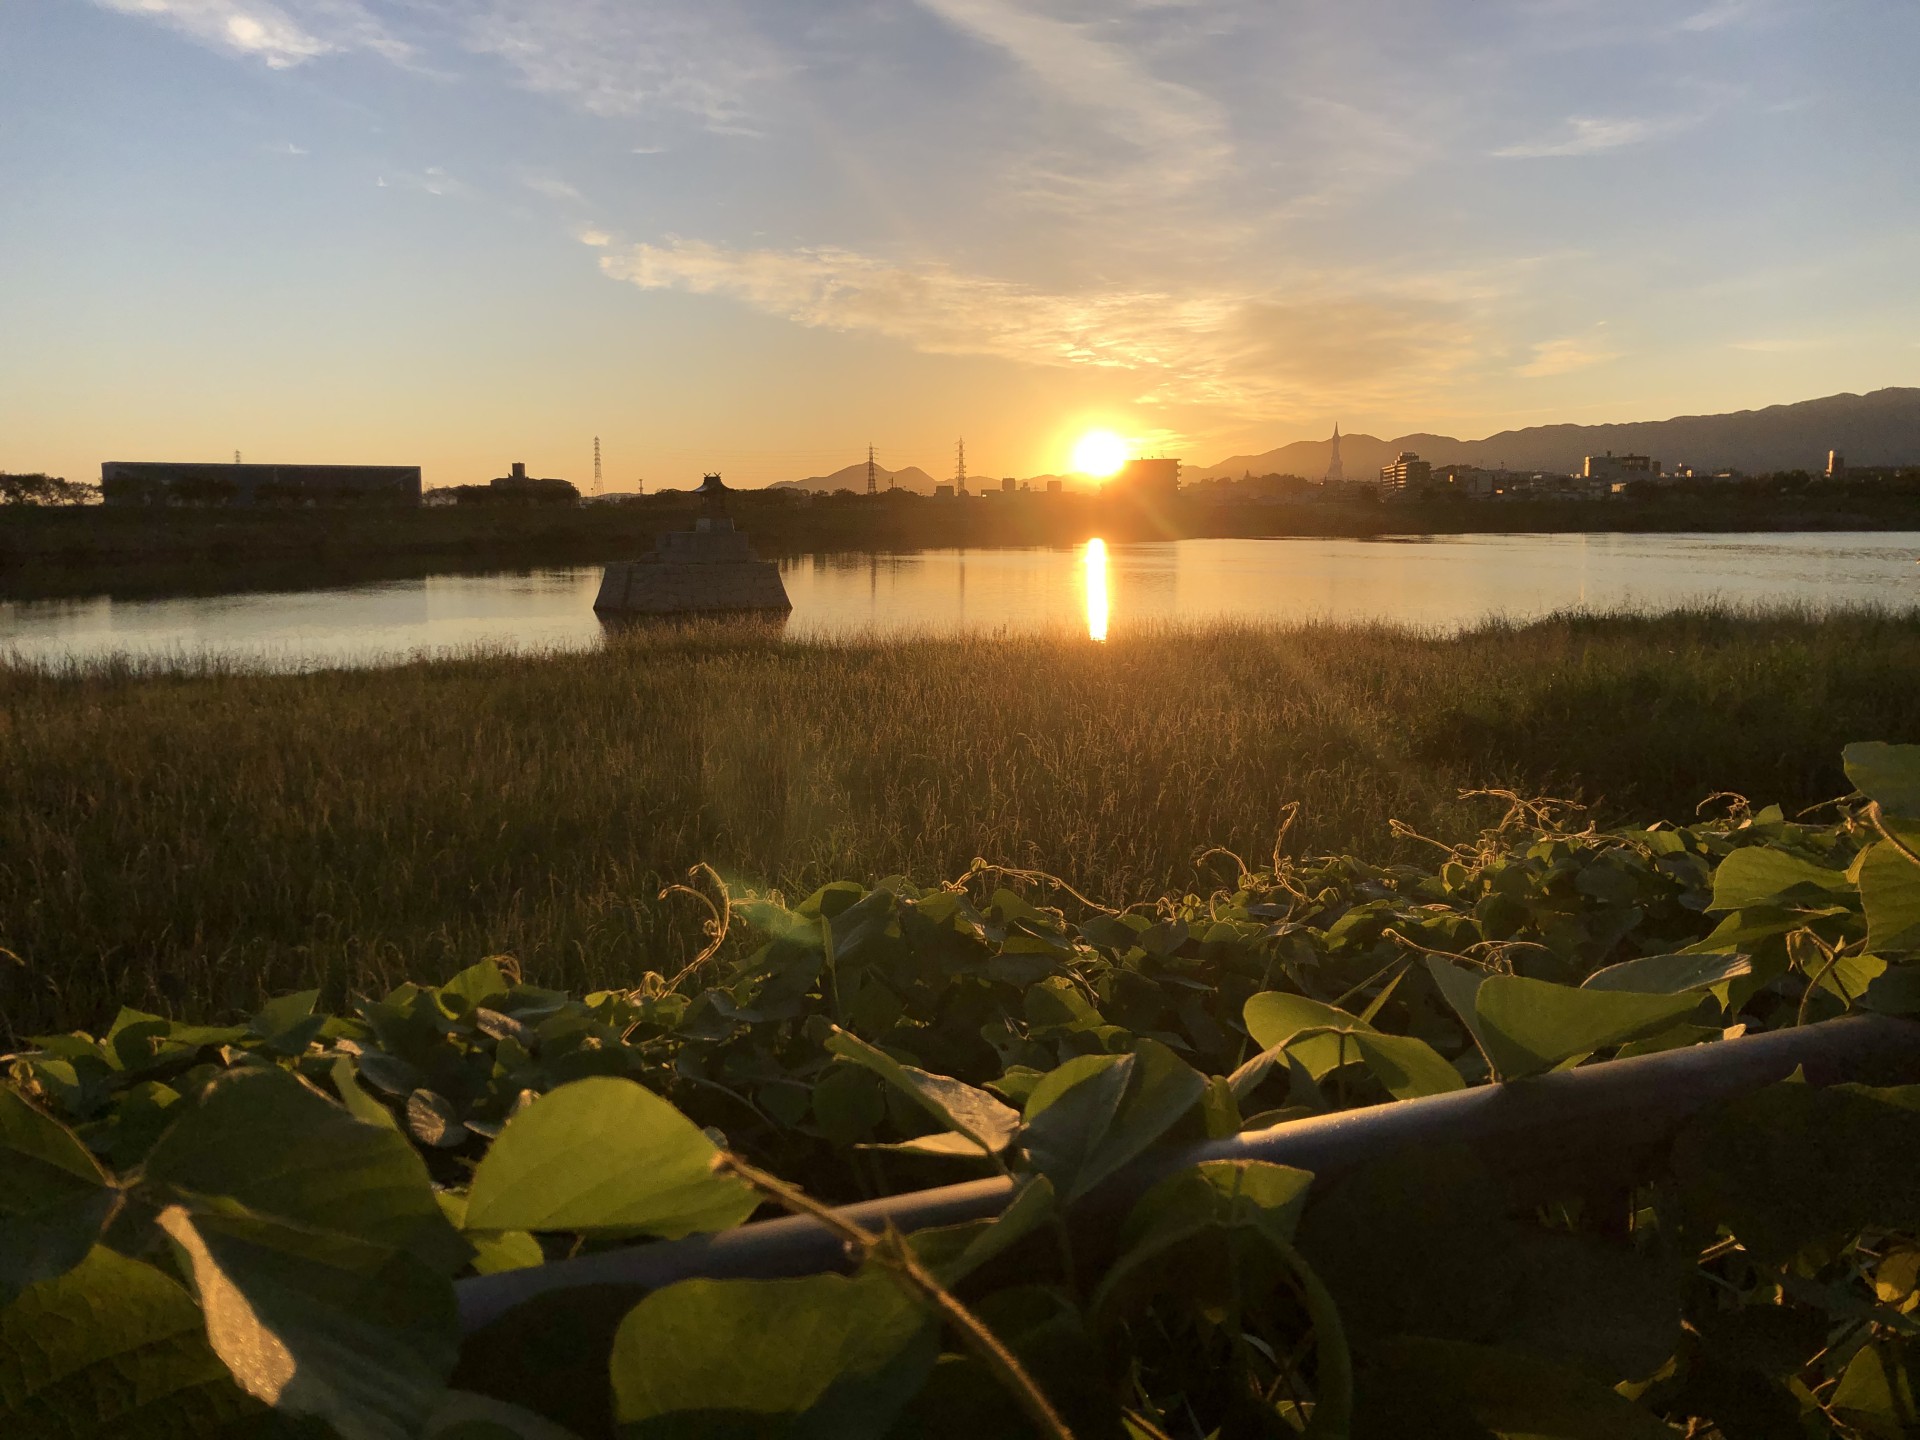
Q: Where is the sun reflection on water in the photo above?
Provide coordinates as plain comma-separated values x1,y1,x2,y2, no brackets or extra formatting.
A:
1084,538,1109,642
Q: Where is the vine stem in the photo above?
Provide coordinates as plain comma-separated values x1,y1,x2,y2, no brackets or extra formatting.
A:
715,1153,1078,1440
1868,802,1920,869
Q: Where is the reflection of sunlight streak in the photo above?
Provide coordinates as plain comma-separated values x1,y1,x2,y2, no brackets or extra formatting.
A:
1084,538,1109,641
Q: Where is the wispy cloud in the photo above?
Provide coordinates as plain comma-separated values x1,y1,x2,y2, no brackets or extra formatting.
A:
911,0,1231,190
576,226,612,247
1495,112,1699,159
90,0,405,68
376,166,466,198
599,237,1476,416
1517,334,1620,378
519,173,585,204
458,0,778,130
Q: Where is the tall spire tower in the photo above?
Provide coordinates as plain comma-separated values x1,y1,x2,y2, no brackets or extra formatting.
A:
955,438,968,496
1324,424,1345,484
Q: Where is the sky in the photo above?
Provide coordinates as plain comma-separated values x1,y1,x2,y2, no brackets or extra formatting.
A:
2,0,1916,490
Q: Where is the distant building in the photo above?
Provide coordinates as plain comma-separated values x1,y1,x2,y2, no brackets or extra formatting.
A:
1002,476,1017,493
1045,479,1063,495
1828,449,1847,478
934,483,956,499
1431,463,1495,499
1584,452,1662,483
1325,425,1345,483
1379,451,1432,492
1108,457,1179,504
101,460,421,507
489,461,579,504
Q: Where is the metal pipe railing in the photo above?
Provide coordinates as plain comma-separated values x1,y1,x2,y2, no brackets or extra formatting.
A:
457,1013,1920,1336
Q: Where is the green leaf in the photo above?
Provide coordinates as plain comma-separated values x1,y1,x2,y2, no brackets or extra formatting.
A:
1846,741,1920,819
1473,975,1698,1080
0,1087,118,1304
464,1077,758,1238
407,1090,470,1149
1243,992,1374,1080
426,1390,585,1440
1021,1040,1206,1204
0,1245,260,1439
1091,1159,1314,1319
427,1390,585,1439
143,1068,457,1267
1672,1080,1920,1265
1580,951,1752,994
1350,1032,1466,1100
1830,1340,1919,1440
609,1268,938,1439
825,1028,1020,1156
158,1200,458,1440
1860,840,1920,955
1709,847,1853,911
1019,1055,1129,1194
1365,1337,1674,1439
248,989,325,1056
330,1057,399,1132
437,959,512,1015
907,1176,1056,1286
1423,957,1494,1065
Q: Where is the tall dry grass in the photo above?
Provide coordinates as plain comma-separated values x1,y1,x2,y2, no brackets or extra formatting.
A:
4,608,1918,1036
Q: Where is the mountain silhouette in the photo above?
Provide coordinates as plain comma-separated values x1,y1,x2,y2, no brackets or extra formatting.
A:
1191,387,1920,479
772,462,942,494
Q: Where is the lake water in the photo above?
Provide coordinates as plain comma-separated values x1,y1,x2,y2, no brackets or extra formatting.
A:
4,532,1917,672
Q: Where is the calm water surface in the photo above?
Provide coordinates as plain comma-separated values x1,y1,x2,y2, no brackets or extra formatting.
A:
4,532,1917,671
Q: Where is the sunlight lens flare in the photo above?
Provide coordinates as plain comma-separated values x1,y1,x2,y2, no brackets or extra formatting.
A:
1071,430,1130,479
1084,538,1109,643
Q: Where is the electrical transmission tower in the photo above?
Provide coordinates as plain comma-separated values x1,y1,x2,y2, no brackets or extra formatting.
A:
593,437,603,496
955,438,967,495
867,443,877,495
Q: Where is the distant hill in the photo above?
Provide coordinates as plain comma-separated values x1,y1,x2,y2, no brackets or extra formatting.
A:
1191,388,1920,480
771,462,942,494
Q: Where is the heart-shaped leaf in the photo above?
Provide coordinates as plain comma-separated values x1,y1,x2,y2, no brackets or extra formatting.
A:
464,1077,758,1238
0,1088,118,1304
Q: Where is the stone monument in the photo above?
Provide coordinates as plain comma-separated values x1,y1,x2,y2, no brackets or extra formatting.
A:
593,473,791,616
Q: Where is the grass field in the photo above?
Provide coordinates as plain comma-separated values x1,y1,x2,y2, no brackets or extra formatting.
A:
4,608,1918,1038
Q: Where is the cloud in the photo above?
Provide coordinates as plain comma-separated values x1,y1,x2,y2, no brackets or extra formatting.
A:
1517,335,1619,378
576,226,613,247
1494,112,1699,159
89,0,405,68
376,166,466,198
600,238,1475,416
458,0,778,128
520,173,585,203
911,0,1230,188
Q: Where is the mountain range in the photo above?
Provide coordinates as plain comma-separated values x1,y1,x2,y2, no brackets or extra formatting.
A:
1187,387,1920,481
771,462,942,494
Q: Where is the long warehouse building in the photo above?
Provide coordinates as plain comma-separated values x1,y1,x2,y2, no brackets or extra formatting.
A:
101,461,422,507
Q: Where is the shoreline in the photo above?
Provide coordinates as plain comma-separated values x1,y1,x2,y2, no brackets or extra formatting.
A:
4,488,1919,601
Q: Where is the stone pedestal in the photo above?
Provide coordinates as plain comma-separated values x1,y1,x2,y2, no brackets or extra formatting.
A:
593,519,791,615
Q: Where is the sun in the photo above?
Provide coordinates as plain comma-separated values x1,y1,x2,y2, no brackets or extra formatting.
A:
1071,430,1130,479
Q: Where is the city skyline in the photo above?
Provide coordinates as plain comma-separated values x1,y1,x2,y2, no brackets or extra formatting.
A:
3,0,1918,489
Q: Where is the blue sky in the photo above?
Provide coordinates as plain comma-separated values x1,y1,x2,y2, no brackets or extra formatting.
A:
2,0,1915,487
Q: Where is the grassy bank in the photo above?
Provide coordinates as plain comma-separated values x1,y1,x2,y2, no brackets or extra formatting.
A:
4,609,1919,1037
5,485,1918,600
